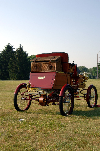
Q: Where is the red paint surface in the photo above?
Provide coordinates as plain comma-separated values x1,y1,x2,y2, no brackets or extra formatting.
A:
29,72,56,89
36,52,68,62
59,84,67,96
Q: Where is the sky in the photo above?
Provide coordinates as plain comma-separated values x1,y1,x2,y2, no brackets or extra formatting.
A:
0,0,100,68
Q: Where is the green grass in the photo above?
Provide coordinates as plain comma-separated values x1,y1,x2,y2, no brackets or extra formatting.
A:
0,79,100,151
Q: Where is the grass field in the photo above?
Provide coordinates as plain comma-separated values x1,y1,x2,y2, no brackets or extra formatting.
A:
0,79,100,151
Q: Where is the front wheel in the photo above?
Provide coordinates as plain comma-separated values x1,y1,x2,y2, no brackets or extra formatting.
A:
59,84,74,116
86,85,97,108
14,83,32,111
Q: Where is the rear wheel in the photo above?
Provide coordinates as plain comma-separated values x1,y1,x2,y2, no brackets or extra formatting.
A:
14,83,31,111
59,85,74,116
86,85,97,108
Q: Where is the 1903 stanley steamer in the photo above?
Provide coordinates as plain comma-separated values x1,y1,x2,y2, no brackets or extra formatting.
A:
14,52,98,116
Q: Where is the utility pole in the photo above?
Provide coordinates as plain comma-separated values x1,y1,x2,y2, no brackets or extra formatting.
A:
97,53,98,79
97,51,100,79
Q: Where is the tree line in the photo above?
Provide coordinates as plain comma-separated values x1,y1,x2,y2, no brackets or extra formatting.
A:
0,43,99,80
0,44,35,80
77,66,99,79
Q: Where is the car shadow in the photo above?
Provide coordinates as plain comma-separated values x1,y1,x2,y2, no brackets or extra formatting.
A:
73,107,100,117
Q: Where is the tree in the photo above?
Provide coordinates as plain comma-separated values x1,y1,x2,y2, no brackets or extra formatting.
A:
0,43,15,80
77,66,98,79
28,55,36,61
97,63,100,78
77,66,89,74
0,53,1,79
8,51,18,80
9,44,30,80
88,67,97,79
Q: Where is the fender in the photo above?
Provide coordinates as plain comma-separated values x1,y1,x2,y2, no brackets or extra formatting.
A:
14,83,27,94
59,84,69,96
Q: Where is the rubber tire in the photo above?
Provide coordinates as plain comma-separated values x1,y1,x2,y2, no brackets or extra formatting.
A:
86,85,97,108
59,85,74,116
14,83,31,111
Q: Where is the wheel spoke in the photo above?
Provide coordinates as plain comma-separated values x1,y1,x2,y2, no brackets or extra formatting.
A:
86,85,97,108
59,85,74,116
17,89,29,110
90,88,95,106
63,94,71,114
14,83,31,111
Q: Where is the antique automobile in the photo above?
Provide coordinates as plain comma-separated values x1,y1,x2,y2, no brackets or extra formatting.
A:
14,52,98,116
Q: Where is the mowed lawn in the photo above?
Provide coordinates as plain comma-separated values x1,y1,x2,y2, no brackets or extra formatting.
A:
0,79,100,151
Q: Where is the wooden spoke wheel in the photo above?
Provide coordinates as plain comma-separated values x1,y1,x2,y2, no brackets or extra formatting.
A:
59,84,74,116
86,85,97,108
14,83,31,111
